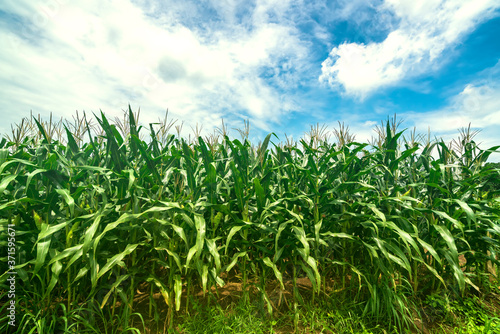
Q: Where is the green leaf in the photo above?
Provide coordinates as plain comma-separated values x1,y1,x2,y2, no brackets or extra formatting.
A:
253,178,265,212
229,161,245,211
206,238,221,271
128,105,140,159
147,275,171,307
174,275,182,311
226,252,247,273
44,260,63,298
63,124,80,154
419,259,446,287
300,262,318,293
194,214,206,256
257,133,275,164
384,221,420,255
92,212,138,254
262,257,284,290
131,134,161,183
275,221,290,254
225,225,245,254
83,211,105,256
164,249,183,272
157,219,189,248
66,248,85,273
185,246,197,271
416,238,442,266
100,274,131,309
33,236,51,276
292,226,310,257
451,199,476,224
95,244,138,287
55,188,75,217
0,149,9,165
432,210,462,230
48,245,83,265
33,117,49,143
199,262,209,294
0,174,16,193
433,224,458,261
368,204,386,222
321,232,355,240
305,256,321,293
443,252,465,292
95,111,124,172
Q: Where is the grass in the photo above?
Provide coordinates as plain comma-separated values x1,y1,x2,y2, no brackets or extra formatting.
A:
0,106,499,333
134,282,500,333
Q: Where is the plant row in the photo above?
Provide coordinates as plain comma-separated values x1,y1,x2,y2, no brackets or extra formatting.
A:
1,108,499,332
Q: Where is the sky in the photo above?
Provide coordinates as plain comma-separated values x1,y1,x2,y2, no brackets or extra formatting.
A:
1,0,499,160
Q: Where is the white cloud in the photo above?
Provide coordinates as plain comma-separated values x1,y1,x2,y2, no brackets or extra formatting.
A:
422,86,500,130
400,62,500,161
0,0,310,137
407,82,500,133
319,0,500,98
318,61,500,160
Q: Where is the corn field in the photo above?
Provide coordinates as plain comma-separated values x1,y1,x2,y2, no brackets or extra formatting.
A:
1,107,499,333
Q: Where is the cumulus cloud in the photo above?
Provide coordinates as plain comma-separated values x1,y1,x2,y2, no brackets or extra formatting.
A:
0,0,310,137
319,0,500,98
395,61,500,162
407,83,500,133
316,60,500,161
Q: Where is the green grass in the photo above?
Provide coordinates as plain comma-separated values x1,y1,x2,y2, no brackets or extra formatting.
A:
143,286,500,333
0,107,499,333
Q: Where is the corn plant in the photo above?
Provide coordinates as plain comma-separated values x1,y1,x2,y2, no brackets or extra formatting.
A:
1,107,499,333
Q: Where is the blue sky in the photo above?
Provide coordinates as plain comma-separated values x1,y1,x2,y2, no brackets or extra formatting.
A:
1,0,499,160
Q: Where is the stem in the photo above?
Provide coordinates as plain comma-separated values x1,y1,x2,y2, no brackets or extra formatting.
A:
242,256,248,304
67,269,71,311
149,283,154,319
111,290,117,319
149,233,157,318
413,260,418,294
186,275,191,314
168,252,174,329
293,256,298,332
242,215,249,304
